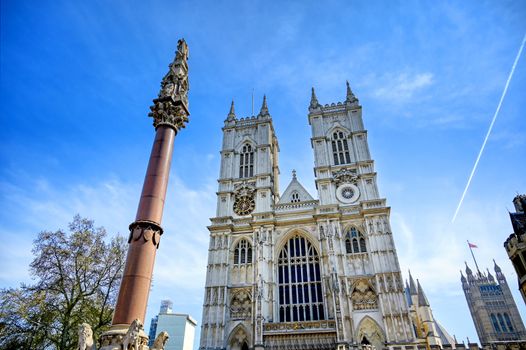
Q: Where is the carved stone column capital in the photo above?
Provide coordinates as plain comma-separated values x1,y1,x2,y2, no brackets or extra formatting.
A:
149,38,190,131
149,98,189,131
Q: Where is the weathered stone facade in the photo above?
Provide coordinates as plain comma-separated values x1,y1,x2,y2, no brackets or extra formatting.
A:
461,260,526,346
504,194,526,305
199,84,491,350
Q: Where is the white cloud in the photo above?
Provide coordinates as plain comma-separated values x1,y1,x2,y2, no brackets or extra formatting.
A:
372,72,434,101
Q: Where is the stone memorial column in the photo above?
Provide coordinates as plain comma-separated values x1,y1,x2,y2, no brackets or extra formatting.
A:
99,39,190,350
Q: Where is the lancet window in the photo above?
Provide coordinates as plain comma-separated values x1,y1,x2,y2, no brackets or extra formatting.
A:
239,144,254,178
497,313,507,332
277,234,325,322
491,314,501,333
504,313,514,332
233,239,252,265
331,131,351,165
345,227,367,254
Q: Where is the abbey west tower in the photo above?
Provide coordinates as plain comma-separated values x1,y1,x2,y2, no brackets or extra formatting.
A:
200,84,417,350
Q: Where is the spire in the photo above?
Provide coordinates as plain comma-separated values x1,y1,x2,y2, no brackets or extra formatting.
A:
465,262,473,275
345,80,359,104
309,87,320,110
408,270,417,295
417,279,430,307
226,100,236,121
259,95,269,116
493,259,502,273
292,169,297,180
493,259,505,282
487,268,495,282
460,270,467,283
405,280,413,306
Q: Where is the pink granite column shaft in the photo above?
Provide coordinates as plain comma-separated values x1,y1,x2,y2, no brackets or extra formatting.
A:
112,125,175,325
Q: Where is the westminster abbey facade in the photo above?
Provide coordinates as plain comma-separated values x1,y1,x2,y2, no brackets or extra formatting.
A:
199,83,454,350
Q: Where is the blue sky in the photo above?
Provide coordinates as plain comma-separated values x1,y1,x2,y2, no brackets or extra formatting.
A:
1,0,525,348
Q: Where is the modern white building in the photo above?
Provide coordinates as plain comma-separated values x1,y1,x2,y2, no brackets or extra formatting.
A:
148,300,197,350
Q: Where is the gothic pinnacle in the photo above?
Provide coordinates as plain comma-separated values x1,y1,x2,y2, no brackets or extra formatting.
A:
227,99,236,120
416,279,430,307
465,262,473,275
487,268,495,282
309,87,320,110
493,259,502,273
259,94,269,116
408,270,417,295
345,80,358,104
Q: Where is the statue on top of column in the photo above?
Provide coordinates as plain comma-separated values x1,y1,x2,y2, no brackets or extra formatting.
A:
150,39,190,130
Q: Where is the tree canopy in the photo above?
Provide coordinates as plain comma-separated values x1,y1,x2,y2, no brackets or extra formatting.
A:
0,215,127,350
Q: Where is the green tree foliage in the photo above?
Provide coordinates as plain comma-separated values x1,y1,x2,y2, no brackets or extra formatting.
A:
0,215,127,350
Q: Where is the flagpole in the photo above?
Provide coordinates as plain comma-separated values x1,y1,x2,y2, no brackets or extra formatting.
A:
468,240,480,273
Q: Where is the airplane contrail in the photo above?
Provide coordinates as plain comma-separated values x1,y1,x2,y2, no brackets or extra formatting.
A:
452,33,526,223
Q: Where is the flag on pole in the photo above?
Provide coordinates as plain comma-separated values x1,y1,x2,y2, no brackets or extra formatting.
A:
468,241,478,248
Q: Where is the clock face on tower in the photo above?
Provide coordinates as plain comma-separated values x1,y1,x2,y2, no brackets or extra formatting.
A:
233,184,256,216
233,195,255,216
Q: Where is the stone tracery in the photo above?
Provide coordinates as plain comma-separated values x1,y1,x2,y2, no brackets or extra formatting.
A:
351,279,378,311
230,289,252,319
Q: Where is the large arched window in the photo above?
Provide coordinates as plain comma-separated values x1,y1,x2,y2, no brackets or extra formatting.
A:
277,234,324,322
497,313,507,332
504,313,514,332
491,314,501,333
239,144,254,178
345,227,367,254
331,131,351,165
233,239,252,265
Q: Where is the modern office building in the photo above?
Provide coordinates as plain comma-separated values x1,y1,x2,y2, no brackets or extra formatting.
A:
148,300,197,350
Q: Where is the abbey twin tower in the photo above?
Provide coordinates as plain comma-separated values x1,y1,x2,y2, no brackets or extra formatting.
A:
199,83,456,350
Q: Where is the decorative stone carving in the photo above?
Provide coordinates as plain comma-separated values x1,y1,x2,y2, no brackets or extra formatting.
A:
230,288,252,319
78,323,94,350
149,100,189,131
263,320,336,331
123,319,143,350
351,280,378,310
128,221,163,248
151,331,169,350
233,184,256,216
149,39,190,130
333,168,358,186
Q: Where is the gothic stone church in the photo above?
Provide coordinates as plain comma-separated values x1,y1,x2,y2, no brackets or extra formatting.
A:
199,83,452,350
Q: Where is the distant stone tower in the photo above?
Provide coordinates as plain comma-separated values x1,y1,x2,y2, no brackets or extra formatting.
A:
199,83,452,350
504,194,526,304
461,261,526,346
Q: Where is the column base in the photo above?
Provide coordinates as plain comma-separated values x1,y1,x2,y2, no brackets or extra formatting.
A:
99,323,149,350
